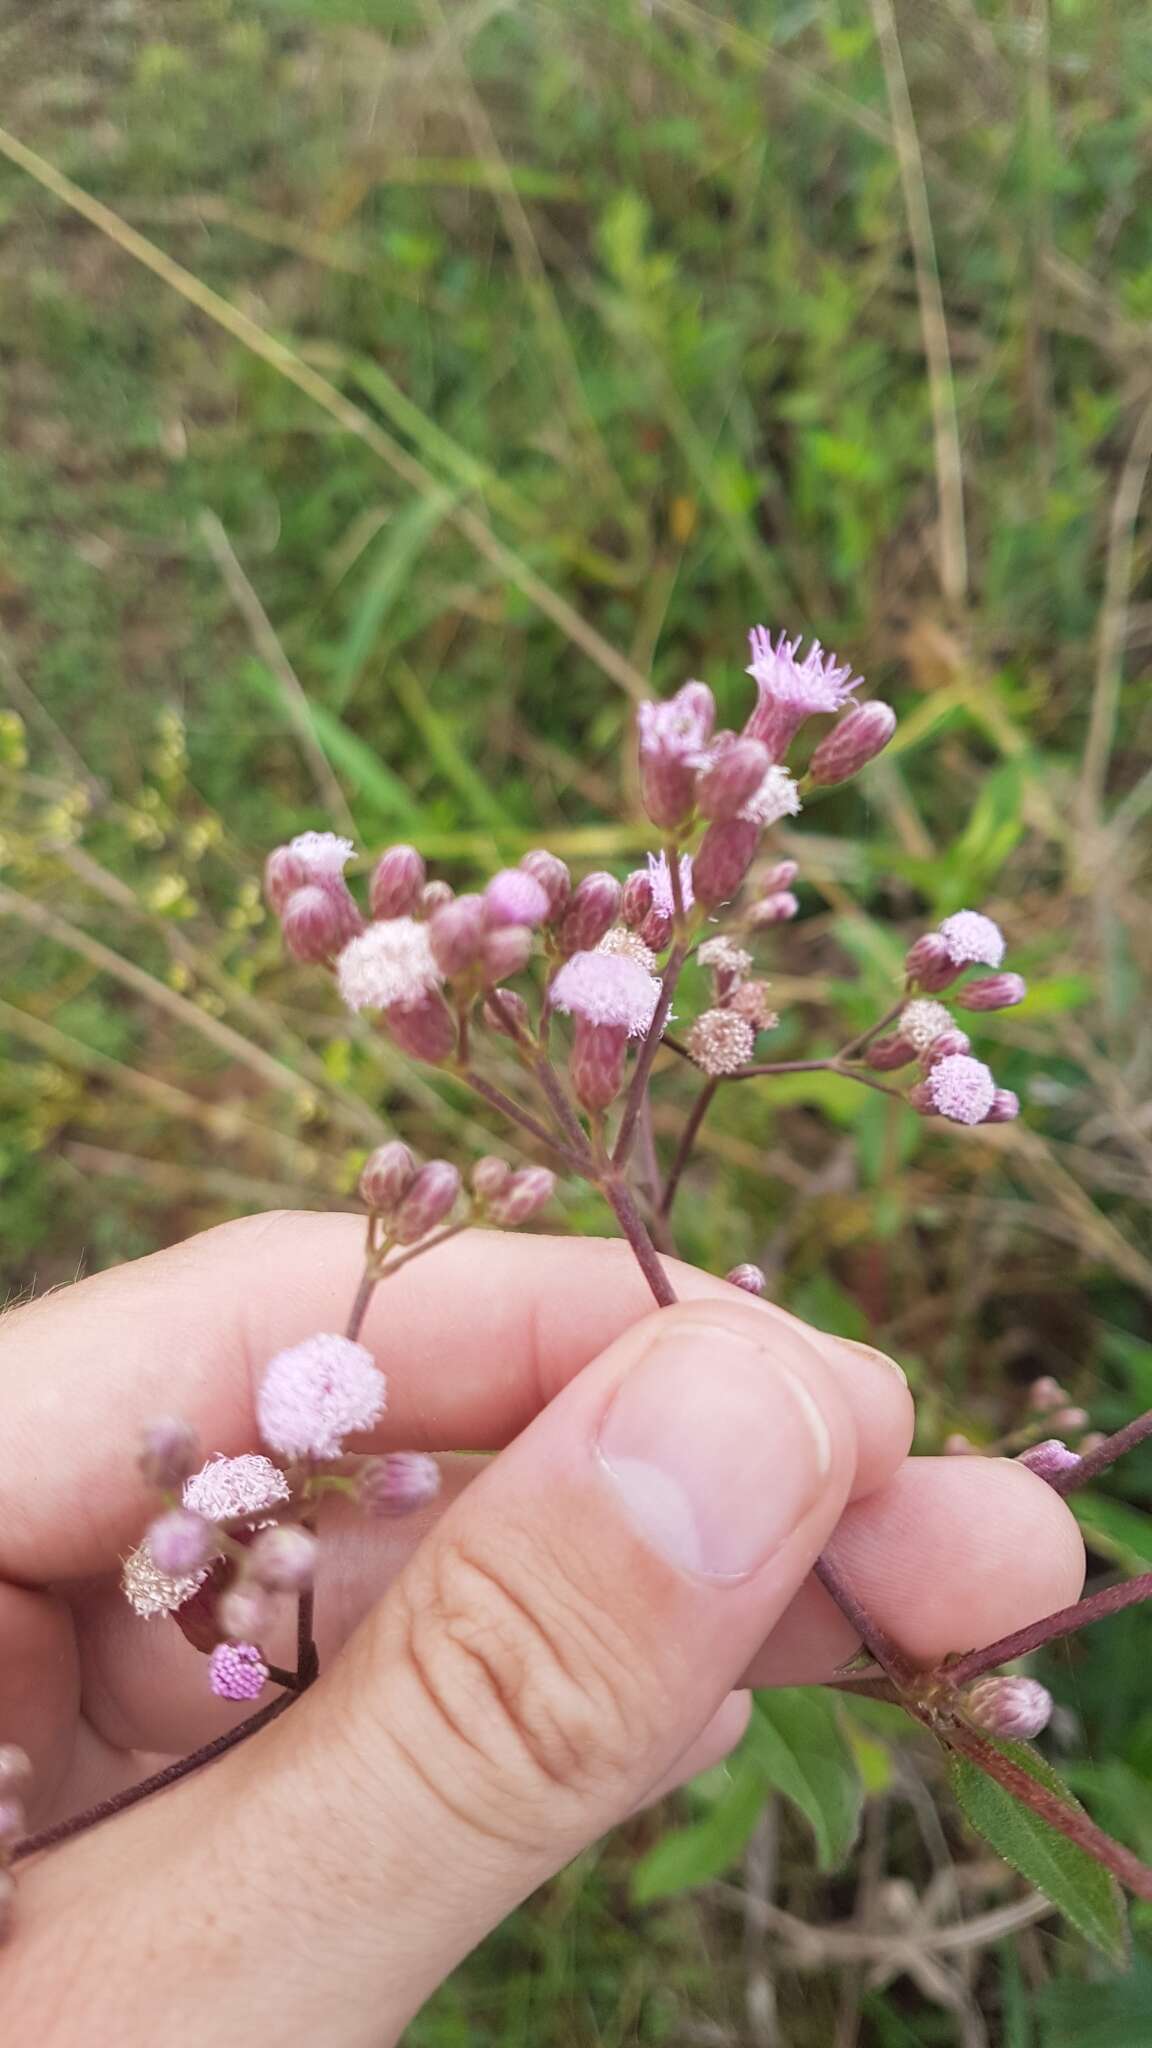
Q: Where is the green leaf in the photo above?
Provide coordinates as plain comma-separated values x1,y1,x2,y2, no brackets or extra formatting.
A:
1073,1493,1152,1573
748,1691,863,1872
950,1741,1128,1961
630,1751,767,1905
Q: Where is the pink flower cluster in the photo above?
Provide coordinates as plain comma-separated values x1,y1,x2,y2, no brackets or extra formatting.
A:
856,909,1028,1127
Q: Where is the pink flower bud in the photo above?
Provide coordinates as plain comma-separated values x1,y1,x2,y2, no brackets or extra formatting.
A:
485,988,530,1039
282,884,361,964
244,1525,318,1593
138,1416,200,1489
216,1582,272,1644
570,1017,628,1109
920,1027,972,1065
487,1166,556,1226
146,1508,218,1577
620,870,654,930
0,1748,31,1795
1018,1439,1081,1481
865,1034,916,1071
520,849,571,920
1052,1405,1090,1432
0,1796,25,1851
471,1155,513,1201
392,1160,462,1244
209,1641,268,1703
697,737,772,822
384,991,457,1063
557,872,623,955
639,905,674,951
421,879,454,916
481,924,533,984
428,895,485,976
905,933,963,992
725,1263,766,1296
484,868,550,928
747,890,799,927
693,819,760,910
984,1087,1020,1124
361,1452,442,1518
1028,1376,1066,1412
944,1432,977,1455
258,1332,385,1460
264,845,306,913
728,979,778,1032
957,973,1028,1013
358,1140,417,1214
761,860,799,892
637,681,716,828
370,844,426,920
963,1676,1053,1741
808,702,897,785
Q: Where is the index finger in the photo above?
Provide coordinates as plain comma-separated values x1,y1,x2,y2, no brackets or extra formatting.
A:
0,1212,912,1578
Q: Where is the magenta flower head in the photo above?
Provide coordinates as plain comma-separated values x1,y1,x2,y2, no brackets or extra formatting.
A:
918,1053,997,1126
385,991,457,1064
358,1140,417,1215
486,1165,556,1226
370,844,425,920
1018,1439,1081,1482
963,1676,1053,1742
687,1008,755,1076
938,909,1006,970
428,894,485,976
483,868,551,929
209,1642,268,1704
744,627,860,761
392,1159,462,1244
957,973,1027,1013
519,848,571,921
725,1263,766,1296
245,1524,318,1593
282,884,361,964
696,736,771,822
694,820,760,911
257,1333,385,1461
337,918,443,1013
808,702,897,785
905,932,962,992
647,850,695,920
557,871,623,956
138,1415,199,1490
636,681,716,828
361,1452,442,1518
146,1508,217,1577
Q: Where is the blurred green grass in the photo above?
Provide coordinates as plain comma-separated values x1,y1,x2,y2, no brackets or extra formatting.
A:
2,0,1152,2038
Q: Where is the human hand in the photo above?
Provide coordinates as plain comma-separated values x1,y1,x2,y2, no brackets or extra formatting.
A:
1,1214,1083,2044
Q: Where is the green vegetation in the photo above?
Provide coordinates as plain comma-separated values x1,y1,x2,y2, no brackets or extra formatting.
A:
2,0,1151,2037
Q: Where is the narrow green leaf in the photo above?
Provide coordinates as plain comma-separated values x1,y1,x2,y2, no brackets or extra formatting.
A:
236,661,422,829
748,1690,862,1872
630,1752,767,1905
950,1740,1128,1962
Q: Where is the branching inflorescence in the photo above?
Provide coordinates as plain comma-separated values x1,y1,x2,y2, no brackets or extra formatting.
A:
6,624,1152,1945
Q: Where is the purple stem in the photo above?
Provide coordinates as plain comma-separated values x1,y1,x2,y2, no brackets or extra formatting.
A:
613,941,688,1168
1051,1409,1152,1496
462,1069,588,1174
947,1572,1152,1686
813,1552,920,1692
946,1722,1152,1902
600,1172,678,1308
658,1077,718,1219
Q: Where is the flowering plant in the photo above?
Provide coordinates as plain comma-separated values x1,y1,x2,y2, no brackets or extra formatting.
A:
5,625,1152,1959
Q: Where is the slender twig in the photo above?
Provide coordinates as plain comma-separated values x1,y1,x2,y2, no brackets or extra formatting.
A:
837,1001,906,1064
947,1573,1152,1687
1051,1408,1152,1496
600,1173,678,1309
659,1077,718,1218
613,942,688,1167
813,1553,920,1692
945,1723,1152,1902
460,1069,588,1173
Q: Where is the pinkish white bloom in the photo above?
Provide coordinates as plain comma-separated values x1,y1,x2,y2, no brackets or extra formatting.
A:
483,868,551,928
687,1008,756,1076
146,1509,217,1577
728,980,778,1031
209,1642,269,1704
740,764,802,828
637,683,716,828
257,1334,386,1461
899,999,954,1052
121,1543,205,1620
551,950,661,1037
289,831,355,884
938,910,1006,969
697,936,752,978
923,1053,997,1126
745,627,860,759
337,918,443,1012
361,1452,442,1518
647,850,695,919
597,926,658,972
183,1454,290,1524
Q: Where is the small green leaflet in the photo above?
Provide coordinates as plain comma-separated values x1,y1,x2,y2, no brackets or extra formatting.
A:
950,1740,1128,1963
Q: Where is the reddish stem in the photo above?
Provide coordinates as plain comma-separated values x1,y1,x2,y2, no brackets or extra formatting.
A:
613,941,688,1168
600,1172,678,1308
813,1552,920,1692
947,1572,1152,1687
1051,1409,1152,1495
462,1069,588,1173
946,1722,1152,1902
659,1077,718,1219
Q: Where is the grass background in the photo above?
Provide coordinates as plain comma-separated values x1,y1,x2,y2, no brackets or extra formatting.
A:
2,0,1152,2039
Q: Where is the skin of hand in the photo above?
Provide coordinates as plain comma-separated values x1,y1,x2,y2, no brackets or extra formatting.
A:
0,1214,1083,2046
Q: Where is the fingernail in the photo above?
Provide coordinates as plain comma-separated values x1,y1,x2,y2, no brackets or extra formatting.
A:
596,1320,833,1579
828,1336,908,1386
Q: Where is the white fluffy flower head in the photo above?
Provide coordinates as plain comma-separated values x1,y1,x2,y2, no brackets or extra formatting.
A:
290,831,355,882
938,910,1005,969
740,764,802,828
551,950,662,1036
697,937,752,977
900,999,954,1051
337,918,443,1012
598,926,658,973
687,1008,756,1076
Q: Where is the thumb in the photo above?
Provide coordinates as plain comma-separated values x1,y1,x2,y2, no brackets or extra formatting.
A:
260,1297,861,2038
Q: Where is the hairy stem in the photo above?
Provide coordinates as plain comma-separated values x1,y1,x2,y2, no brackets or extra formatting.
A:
613,942,688,1168
813,1552,920,1692
659,1077,719,1219
946,1723,1152,1902
1050,1409,1152,1496
461,1069,589,1173
947,1572,1152,1687
601,1171,678,1308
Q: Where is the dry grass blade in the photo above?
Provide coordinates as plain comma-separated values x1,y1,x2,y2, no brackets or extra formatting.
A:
1078,389,1152,845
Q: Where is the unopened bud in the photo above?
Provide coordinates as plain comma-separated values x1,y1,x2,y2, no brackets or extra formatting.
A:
282,884,360,964
809,702,897,785
216,1582,272,1644
421,879,454,917
471,1155,513,1201
139,1416,199,1489
761,860,799,893
481,924,533,984
957,973,1028,1013
1052,1405,1090,1432
361,1451,442,1518
370,844,425,919
905,933,962,992
485,988,530,1039
0,1748,32,1794
696,737,771,822
570,1017,628,1110
693,819,760,910
920,1027,971,1065
724,1263,766,1296
944,1432,977,1455
1018,1439,1081,1481
963,1676,1053,1741
639,905,673,951
428,895,485,975
557,872,622,955
865,1034,916,1071
147,1509,218,1576
358,1140,417,1214
484,869,550,929
747,889,799,928
392,1160,462,1243
384,991,457,1064
984,1087,1020,1124
1028,1376,1067,1413
728,979,778,1032
621,870,654,930
487,1166,556,1226
264,844,306,913
244,1525,318,1593
520,849,571,920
